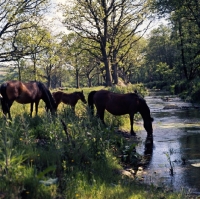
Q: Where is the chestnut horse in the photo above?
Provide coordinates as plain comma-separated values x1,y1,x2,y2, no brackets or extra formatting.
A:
88,90,154,137
0,80,56,119
52,90,87,112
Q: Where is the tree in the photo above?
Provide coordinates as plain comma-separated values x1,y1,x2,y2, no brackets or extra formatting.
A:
153,0,200,30
170,11,200,80
14,25,52,81
0,0,49,62
142,25,177,82
118,36,147,83
145,25,175,69
152,0,200,81
39,37,61,88
60,0,153,86
61,33,87,88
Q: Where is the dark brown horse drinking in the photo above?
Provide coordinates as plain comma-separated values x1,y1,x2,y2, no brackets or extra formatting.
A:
52,90,87,112
88,90,154,137
0,80,56,119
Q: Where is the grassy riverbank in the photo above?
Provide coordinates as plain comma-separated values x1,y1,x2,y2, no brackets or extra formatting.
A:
0,85,190,199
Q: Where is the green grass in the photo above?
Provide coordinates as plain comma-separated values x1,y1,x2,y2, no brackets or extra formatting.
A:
0,85,189,199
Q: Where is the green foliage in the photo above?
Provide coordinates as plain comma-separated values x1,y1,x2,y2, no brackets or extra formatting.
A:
184,79,200,103
173,80,199,101
108,83,148,96
145,81,168,90
121,144,140,165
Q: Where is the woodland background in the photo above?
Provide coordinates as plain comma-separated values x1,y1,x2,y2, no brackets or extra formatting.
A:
0,0,200,102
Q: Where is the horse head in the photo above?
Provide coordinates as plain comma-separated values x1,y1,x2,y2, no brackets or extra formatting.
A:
78,91,87,104
137,96,154,137
37,82,57,114
143,116,154,137
45,91,57,114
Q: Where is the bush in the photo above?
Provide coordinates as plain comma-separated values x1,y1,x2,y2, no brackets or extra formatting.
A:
145,81,168,90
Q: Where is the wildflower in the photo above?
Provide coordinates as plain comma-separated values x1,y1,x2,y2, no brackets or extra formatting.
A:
76,193,79,197
19,138,23,141
26,191,29,194
71,159,74,162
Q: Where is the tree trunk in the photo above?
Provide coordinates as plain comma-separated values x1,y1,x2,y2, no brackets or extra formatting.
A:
17,59,21,81
47,75,51,89
103,56,112,86
76,69,80,88
88,78,92,87
97,73,100,85
113,63,118,85
178,19,188,80
112,49,118,85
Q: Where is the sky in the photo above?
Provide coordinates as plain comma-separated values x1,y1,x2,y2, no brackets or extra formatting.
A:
47,0,168,36
45,0,68,34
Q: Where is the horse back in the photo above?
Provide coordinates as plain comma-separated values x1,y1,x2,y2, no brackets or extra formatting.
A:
94,90,139,115
61,92,75,105
6,81,40,103
52,91,78,106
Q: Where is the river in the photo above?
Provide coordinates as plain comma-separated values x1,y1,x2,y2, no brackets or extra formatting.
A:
136,90,200,195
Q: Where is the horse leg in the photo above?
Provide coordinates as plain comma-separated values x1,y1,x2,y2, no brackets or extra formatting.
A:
5,101,13,120
8,104,12,120
30,102,34,117
35,101,40,116
71,105,75,114
130,113,136,136
96,108,106,125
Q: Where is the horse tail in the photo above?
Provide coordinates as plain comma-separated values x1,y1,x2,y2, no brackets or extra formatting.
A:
0,83,7,98
0,83,9,115
0,85,2,99
88,91,97,115
37,82,56,113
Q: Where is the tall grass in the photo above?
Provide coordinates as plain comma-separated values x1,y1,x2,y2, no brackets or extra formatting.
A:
0,85,188,199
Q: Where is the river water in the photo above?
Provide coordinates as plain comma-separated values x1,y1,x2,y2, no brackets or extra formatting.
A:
136,90,200,195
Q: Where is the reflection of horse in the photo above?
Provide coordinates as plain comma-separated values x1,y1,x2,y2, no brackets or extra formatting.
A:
52,90,87,112
144,136,154,156
139,136,154,169
0,80,56,119
88,90,154,137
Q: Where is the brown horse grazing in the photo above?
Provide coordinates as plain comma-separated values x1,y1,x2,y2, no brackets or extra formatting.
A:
52,90,87,112
0,80,56,119
88,90,154,137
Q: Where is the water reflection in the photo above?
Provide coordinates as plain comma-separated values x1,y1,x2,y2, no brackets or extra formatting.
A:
141,136,154,168
144,137,153,158
179,132,200,193
136,91,200,194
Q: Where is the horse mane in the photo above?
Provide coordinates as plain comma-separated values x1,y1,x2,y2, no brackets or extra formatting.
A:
36,82,56,111
133,93,153,121
130,92,145,100
74,91,81,95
